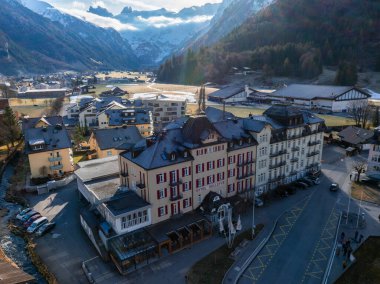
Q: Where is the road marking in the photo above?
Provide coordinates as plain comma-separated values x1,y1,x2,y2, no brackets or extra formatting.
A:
301,206,340,283
240,196,312,283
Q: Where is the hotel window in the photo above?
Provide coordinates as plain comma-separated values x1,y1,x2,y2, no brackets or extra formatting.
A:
157,189,166,199
156,173,166,184
196,164,202,173
238,154,243,164
228,184,234,193
183,198,191,208
217,159,224,168
228,156,234,164
183,182,191,191
207,175,214,185
183,167,190,176
196,178,203,188
158,206,167,217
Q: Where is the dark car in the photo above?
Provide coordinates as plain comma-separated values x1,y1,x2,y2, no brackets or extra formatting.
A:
330,183,339,192
287,186,297,195
23,214,42,228
300,178,313,186
35,222,56,237
294,181,308,189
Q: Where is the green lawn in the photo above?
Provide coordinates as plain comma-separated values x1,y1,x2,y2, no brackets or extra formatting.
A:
187,224,264,284
351,182,380,205
335,236,380,284
187,104,355,127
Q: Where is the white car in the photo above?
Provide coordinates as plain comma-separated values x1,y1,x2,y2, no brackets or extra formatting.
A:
27,217,48,233
16,208,32,220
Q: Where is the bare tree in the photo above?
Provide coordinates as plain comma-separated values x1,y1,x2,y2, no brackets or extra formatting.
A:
348,100,373,128
352,161,367,182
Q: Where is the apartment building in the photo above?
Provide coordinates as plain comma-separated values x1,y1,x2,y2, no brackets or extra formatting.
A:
24,124,74,179
367,129,380,174
141,95,187,132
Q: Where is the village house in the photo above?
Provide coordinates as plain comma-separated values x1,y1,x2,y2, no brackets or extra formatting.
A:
24,123,73,179
88,126,145,159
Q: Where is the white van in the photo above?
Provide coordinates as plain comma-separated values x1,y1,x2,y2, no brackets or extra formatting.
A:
27,217,48,233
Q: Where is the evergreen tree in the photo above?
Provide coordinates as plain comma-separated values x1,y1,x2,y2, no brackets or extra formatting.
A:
0,106,20,146
335,61,358,86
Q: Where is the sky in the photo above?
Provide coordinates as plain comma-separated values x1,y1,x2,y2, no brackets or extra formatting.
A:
44,0,223,13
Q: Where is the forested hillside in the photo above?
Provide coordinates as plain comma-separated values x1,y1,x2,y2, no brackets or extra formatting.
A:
158,0,380,84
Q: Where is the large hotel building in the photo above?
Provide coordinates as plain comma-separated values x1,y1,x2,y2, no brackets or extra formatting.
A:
78,104,324,274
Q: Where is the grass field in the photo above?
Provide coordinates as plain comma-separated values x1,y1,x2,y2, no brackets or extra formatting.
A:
335,236,380,284
11,105,51,117
351,182,380,205
187,224,264,284
187,104,355,127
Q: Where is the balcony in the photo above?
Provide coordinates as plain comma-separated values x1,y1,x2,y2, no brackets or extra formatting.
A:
120,172,129,178
50,164,63,171
270,150,287,158
269,161,286,169
308,140,321,146
170,193,183,201
169,179,183,187
237,171,256,180
237,159,256,167
48,156,62,162
307,151,320,157
269,175,285,183
291,146,300,152
290,158,299,163
136,183,146,189
306,163,319,169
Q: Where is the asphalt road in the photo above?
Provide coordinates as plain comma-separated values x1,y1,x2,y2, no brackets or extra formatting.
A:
238,144,358,284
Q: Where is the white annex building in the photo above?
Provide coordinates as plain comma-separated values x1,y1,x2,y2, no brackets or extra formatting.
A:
270,84,370,112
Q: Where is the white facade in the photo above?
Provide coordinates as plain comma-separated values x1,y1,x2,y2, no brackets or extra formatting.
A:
368,144,380,172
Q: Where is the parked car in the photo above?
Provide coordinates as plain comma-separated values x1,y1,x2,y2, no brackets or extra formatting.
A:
287,186,297,195
23,214,42,228
35,222,56,237
309,176,321,185
300,178,313,186
27,217,48,234
16,208,32,220
20,210,38,222
330,183,339,192
276,187,288,197
294,181,308,189
255,197,264,207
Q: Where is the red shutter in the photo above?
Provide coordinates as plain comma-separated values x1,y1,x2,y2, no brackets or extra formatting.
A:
202,178,205,186
207,162,209,171
217,174,220,182
223,158,225,167
156,174,160,184
189,198,192,206
222,172,225,180
213,161,215,169
189,181,192,190
188,166,191,175
183,199,186,208
176,170,179,181
182,168,185,177
164,173,167,182
178,201,181,212
157,190,160,200
202,163,205,171
164,188,167,197
158,208,161,217
171,204,174,216
233,155,236,163
165,205,168,215
233,169,236,176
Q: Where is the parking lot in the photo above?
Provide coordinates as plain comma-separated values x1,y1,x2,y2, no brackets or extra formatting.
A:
26,181,99,283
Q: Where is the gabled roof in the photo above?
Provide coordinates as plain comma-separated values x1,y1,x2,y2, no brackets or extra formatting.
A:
208,85,245,99
92,126,144,151
272,84,370,100
205,106,235,123
338,126,374,145
182,116,218,145
24,125,72,154
22,116,63,133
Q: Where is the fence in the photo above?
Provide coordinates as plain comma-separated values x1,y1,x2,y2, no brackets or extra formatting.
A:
29,174,76,195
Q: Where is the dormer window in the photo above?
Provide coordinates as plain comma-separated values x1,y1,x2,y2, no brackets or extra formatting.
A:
183,151,188,158
229,142,234,148
248,138,252,144
239,139,243,146
171,153,176,161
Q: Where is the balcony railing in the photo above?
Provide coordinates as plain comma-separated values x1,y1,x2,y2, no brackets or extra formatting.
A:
307,151,320,157
136,183,146,189
48,156,62,162
269,161,286,169
308,140,321,146
237,159,256,167
50,164,63,171
290,157,299,163
237,171,256,180
269,175,285,182
170,193,183,201
169,179,183,187
291,146,300,152
270,150,287,158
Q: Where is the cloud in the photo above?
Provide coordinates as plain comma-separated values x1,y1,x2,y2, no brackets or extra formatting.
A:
59,7,138,31
92,1,106,8
72,1,86,9
137,15,213,28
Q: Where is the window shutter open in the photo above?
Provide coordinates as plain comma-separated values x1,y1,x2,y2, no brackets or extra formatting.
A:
158,208,161,217
189,198,192,206
156,174,160,184
157,190,160,200
164,173,167,182
164,188,167,197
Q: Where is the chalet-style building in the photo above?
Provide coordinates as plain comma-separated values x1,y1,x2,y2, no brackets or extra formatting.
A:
271,84,370,112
